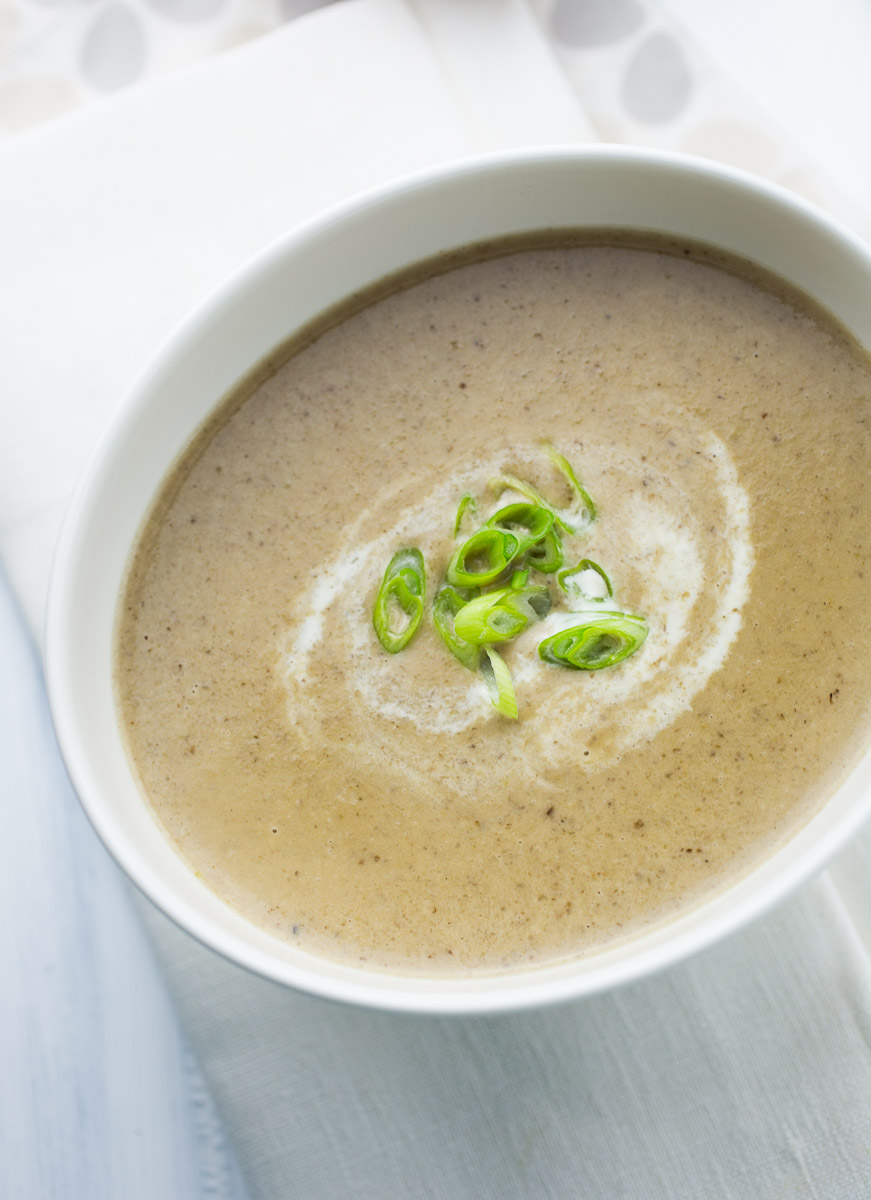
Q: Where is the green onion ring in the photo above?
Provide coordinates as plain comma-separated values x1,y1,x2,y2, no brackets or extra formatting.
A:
446,527,520,588
526,527,564,573
542,442,597,532
453,492,479,537
538,613,648,671
557,558,613,605
454,584,552,646
432,586,481,670
373,547,425,653
489,447,596,537
486,502,554,554
481,647,518,719
488,472,554,518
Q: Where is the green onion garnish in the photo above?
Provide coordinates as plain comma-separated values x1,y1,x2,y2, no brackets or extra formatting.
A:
489,446,596,537
542,441,597,532
538,613,648,670
432,586,481,670
453,492,478,537
486,502,554,554
454,584,551,645
374,443,648,719
446,527,520,588
526,527,564,573
557,558,613,605
373,547,426,653
488,471,554,517
481,647,518,719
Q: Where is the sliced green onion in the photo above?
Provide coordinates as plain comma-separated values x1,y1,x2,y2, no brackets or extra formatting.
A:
455,585,551,645
486,502,554,555
432,586,480,670
484,485,564,571
446,527,520,588
373,547,425,653
489,447,596,537
557,558,613,605
526,527,564,573
538,613,648,671
481,647,518,719
488,471,554,516
509,568,530,590
453,492,478,537
542,442,597,532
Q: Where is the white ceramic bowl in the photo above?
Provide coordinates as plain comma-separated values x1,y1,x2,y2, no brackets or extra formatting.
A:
45,146,871,1014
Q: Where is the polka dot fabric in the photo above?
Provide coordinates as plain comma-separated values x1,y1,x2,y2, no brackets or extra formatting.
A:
0,0,340,131
0,0,849,225
529,0,841,212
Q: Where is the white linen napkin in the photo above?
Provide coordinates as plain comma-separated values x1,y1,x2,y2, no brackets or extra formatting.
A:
0,0,587,628
3,1,871,1196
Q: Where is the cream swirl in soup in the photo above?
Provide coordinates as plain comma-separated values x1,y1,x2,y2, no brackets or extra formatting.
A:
282,425,753,766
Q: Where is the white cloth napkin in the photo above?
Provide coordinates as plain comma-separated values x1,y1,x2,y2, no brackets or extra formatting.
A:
3,1,871,1196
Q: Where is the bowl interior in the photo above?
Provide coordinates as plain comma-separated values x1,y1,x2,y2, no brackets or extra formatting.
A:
46,148,871,1013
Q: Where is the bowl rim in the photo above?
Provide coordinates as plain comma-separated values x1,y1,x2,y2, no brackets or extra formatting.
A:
45,143,871,1014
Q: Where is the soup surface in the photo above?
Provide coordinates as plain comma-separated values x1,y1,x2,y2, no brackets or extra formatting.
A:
116,235,871,974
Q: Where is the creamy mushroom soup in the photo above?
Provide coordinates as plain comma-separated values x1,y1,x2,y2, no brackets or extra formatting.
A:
115,235,871,974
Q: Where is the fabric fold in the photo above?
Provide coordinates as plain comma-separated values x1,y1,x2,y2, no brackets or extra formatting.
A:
408,0,595,147
0,0,478,636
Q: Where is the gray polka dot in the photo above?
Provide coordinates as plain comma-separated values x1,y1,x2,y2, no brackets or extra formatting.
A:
145,0,225,23
551,0,643,48
80,5,145,92
280,0,339,23
622,31,692,125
